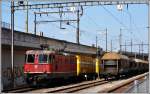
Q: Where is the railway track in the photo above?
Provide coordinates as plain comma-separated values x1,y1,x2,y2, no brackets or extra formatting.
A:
110,74,148,93
5,79,106,93
98,72,149,93
7,87,36,93
46,79,108,93
3,85,36,93
4,73,148,93
27,79,107,93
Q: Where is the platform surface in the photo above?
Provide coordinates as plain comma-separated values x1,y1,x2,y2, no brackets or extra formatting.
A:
126,76,149,93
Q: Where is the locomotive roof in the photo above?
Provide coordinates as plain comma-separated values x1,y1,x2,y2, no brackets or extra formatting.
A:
101,52,129,60
26,50,56,54
132,58,148,64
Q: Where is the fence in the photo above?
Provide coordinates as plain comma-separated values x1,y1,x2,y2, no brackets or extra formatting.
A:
125,75,149,93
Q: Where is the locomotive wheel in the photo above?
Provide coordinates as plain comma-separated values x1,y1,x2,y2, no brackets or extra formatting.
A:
115,75,120,80
104,76,108,81
33,80,37,86
93,75,97,80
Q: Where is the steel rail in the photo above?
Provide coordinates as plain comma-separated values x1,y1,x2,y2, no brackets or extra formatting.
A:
6,87,35,93
98,72,149,93
46,79,107,93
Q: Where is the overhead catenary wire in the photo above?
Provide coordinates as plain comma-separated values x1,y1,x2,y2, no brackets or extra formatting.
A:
84,13,101,28
123,9,145,43
101,5,128,29
3,1,148,52
3,2,144,38
101,5,137,42
101,5,147,52
84,7,147,44
123,7,148,45
2,2,35,33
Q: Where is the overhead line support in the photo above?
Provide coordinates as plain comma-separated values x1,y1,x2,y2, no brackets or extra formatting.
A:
11,0,15,88
36,20,77,24
13,1,147,10
77,9,80,44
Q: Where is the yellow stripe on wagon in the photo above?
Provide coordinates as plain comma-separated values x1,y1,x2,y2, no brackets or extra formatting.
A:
96,58,99,74
76,55,81,76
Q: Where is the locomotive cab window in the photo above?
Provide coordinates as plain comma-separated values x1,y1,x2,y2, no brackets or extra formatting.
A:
26,54,35,63
39,54,48,63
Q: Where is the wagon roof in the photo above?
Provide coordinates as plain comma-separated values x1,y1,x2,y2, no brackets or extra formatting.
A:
26,50,56,54
101,52,129,60
132,58,148,64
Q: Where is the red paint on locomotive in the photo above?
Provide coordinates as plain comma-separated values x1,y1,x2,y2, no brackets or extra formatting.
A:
24,50,77,84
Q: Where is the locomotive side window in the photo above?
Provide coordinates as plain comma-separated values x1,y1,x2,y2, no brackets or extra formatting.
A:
49,55,55,63
39,54,48,63
49,55,52,63
52,55,55,62
27,54,35,63
104,60,117,66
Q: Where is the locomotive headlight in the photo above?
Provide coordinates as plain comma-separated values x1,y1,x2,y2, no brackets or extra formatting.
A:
84,75,88,80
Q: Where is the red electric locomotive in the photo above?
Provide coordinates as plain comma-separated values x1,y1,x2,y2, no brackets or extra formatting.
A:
24,49,77,85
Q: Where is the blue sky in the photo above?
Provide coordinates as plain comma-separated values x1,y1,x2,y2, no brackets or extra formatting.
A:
2,1,148,53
